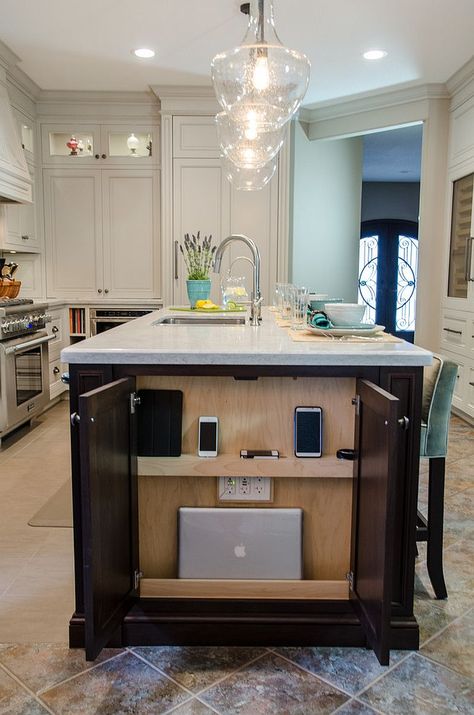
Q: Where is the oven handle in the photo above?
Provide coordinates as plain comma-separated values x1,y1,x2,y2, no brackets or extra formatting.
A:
4,334,55,355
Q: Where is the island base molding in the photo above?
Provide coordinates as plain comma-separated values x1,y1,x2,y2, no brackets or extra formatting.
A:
68,603,419,650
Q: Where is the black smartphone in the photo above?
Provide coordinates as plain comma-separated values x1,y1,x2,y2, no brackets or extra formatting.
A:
294,406,322,457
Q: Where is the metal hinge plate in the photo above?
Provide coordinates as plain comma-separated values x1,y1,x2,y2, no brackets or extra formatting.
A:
351,395,360,415
134,570,143,591
346,570,354,591
130,392,141,414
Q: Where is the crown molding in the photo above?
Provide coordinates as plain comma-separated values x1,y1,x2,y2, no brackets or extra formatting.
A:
37,89,158,105
446,55,474,109
299,83,449,125
0,39,20,72
151,85,219,115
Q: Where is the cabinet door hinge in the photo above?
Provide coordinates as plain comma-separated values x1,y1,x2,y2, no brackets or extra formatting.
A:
351,395,360,415
130,392,141,414
346,571,354,591
133,569,143,590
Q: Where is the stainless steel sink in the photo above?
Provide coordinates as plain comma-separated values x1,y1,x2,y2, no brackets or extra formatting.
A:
155,316,246,326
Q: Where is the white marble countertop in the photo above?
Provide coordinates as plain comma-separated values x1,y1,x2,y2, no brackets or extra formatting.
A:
61,307,432,366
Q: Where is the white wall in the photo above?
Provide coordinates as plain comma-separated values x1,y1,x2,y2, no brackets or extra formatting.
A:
361,182,420,222
290,121,363,300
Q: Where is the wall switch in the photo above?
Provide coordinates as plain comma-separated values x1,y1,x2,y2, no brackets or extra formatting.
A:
218,477,272,501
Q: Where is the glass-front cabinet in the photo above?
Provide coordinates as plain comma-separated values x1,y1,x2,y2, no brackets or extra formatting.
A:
448,173,474,300
41,124,157,165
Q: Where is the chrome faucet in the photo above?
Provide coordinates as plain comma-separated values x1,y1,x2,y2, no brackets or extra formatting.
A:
214,234,263,326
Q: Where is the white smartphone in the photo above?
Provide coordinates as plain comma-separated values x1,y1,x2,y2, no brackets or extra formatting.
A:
294,406,322,457
198,416,219,457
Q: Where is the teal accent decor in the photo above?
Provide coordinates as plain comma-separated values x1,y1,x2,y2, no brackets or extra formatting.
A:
186,279,211,308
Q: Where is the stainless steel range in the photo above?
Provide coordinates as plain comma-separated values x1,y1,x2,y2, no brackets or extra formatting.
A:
0,298,53,442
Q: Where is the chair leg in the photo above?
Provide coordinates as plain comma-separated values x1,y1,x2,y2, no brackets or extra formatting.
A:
427,457,448,599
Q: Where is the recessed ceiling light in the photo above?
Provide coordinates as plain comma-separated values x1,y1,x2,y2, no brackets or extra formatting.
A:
363,49,388,61
133,48,155,59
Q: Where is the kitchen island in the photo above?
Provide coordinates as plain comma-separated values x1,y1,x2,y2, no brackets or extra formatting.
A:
62,308,432,665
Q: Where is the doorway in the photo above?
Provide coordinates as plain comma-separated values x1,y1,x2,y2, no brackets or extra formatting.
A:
358,219,418,342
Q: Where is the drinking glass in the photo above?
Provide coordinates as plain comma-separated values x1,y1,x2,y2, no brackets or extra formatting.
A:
281,283,295,322
291,286,310,330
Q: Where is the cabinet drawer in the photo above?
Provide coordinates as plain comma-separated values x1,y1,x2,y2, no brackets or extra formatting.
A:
49,359,67,399
47,310,67,361
440,313,468,355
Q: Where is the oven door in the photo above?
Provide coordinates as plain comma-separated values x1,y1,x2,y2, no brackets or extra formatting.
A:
0,331,54,434
90,317,131,335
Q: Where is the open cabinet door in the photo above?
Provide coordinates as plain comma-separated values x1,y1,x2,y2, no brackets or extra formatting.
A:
351,379,399,665
79,377,138,660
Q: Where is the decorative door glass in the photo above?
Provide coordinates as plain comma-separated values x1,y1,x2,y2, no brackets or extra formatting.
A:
48,132,94,158
448,173,473,299
107,131,152,158
358,220,419,341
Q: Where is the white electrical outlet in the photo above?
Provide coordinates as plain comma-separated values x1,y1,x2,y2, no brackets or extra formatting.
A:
218,477,272,501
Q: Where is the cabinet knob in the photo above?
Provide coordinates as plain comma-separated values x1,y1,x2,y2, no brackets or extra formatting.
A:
53,366,60,375
98,288,103,294
101,153,107,159
61,372,70,385
95,154,100,159
52,325,59,334
104,288,109,294
21,234,29,240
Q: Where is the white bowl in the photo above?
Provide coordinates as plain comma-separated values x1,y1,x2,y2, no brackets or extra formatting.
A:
324,303,366,326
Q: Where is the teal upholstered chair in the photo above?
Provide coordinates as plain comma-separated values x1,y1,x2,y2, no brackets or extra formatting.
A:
417,354,458,599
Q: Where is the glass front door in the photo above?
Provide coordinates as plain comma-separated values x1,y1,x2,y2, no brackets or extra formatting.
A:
358,220,419,342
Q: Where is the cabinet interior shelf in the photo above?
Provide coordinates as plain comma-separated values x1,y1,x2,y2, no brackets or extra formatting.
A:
140,578,349,600
138,454,353,479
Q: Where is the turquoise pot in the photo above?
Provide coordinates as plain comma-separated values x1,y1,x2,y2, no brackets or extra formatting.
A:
186,279,211,308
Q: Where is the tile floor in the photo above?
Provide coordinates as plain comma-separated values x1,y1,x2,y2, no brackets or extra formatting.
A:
0,401,473,714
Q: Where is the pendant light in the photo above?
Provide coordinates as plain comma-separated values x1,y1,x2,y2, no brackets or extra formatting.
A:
221,155,277,191
211,0,310,132
216,111,284,169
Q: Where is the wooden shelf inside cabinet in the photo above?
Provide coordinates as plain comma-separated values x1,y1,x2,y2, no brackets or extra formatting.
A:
140,578,349,600
138,454,353,479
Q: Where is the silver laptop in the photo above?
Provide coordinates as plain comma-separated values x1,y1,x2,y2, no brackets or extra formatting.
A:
178,507,303,579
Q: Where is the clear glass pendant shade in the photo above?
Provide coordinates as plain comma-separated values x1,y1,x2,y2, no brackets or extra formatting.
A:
211,0,310,130
216,111,284,169
221,155,277,191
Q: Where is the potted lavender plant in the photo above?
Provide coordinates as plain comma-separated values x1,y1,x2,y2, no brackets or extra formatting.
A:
180,232,216,307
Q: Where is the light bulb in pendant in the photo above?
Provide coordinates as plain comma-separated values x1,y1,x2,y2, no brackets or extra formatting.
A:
253,55,270,90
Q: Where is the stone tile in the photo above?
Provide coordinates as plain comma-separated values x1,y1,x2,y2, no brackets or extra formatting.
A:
446,436,474,461
134,646,266,693
359,652,474,714
168,700,218,714
421,608,474,679
200,652,348,715
0,666,41,713
40,651,190,714
275,646,403,696
413,598,455,645
0,643,124,693
333,700,380,715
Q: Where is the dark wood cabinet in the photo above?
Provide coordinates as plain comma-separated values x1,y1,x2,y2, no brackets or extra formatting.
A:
68,363,422,666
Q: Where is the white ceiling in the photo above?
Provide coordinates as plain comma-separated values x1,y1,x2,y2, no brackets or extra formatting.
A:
1,0,473,104
363,124,423,182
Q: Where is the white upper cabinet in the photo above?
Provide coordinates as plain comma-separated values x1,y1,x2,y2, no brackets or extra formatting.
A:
167,114,281,307
44,168,160,300
41,123,159,166
0,163,40,252
173,116,220,158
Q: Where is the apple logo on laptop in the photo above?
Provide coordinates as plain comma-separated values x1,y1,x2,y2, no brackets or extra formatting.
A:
234,543,246,558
